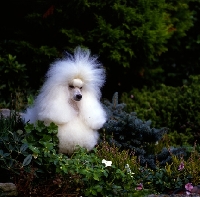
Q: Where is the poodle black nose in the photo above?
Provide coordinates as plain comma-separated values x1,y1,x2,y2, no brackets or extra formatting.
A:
76,94,82,100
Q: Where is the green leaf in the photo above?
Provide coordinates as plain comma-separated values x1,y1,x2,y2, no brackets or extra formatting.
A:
22,154,32,166
93,173,100,181
29,145,40,154
20,144,28,152
3,153,10,157
25,123,35,133
17,130,23,135
35,121,46,132
9,144,14,151
0,150,3,156
48,122,58,134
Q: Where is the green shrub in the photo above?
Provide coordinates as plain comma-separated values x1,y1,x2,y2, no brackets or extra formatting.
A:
151,145,200,193
130,145,200,193
0,112,31,182
1,0,198,101
121,75,200,146
97,135,200,194
22,121,59,176
0,115,62,183
97,134,140,174
0,54,28,108
153,1,200,88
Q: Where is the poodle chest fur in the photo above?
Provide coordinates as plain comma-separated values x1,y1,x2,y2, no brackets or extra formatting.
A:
57,117,99,154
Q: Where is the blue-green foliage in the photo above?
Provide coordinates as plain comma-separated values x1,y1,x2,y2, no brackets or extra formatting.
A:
103,93,167,144
102,92,187,169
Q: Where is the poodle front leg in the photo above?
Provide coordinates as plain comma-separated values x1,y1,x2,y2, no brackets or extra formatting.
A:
79,92,107,130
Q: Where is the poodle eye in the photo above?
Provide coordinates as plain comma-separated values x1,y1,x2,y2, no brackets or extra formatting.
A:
80,87,82,89
69,85,74,88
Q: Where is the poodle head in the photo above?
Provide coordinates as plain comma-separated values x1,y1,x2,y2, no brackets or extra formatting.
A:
69,78,84,101
46,47,106,100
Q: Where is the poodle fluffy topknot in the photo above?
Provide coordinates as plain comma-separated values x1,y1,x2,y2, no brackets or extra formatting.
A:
23,47,107,154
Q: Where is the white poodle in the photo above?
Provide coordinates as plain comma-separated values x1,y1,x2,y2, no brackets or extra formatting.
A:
23,47,107,154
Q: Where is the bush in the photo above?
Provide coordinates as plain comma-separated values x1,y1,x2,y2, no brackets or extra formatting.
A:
1,112,200,195
121,75,200,146
153,1,200,87
0,111,30,182
1,0,198,101
22,121,59,176
0,54,28,108
101,92,187,169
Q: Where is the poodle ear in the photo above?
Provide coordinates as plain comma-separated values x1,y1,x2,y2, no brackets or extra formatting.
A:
35,85,77,124
79,91,107,130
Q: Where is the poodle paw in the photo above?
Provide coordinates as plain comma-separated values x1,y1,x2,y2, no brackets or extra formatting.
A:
87,117,106,130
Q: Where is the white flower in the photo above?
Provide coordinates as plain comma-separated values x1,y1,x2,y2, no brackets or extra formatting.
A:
125,164,135,177
125,164,131,173
102,159,112,167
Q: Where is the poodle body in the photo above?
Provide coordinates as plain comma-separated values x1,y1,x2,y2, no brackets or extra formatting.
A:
23,47,106,154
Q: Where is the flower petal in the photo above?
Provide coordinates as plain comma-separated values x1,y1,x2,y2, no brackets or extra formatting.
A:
185,183,193,191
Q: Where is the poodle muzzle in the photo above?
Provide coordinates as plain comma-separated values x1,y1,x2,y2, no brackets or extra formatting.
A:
72,87,82,101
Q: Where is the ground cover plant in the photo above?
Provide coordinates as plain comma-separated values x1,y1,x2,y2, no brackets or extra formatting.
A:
1,93,200,196
0,115,151,196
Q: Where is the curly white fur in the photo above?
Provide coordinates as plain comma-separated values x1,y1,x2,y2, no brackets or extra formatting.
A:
23,47,107,154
